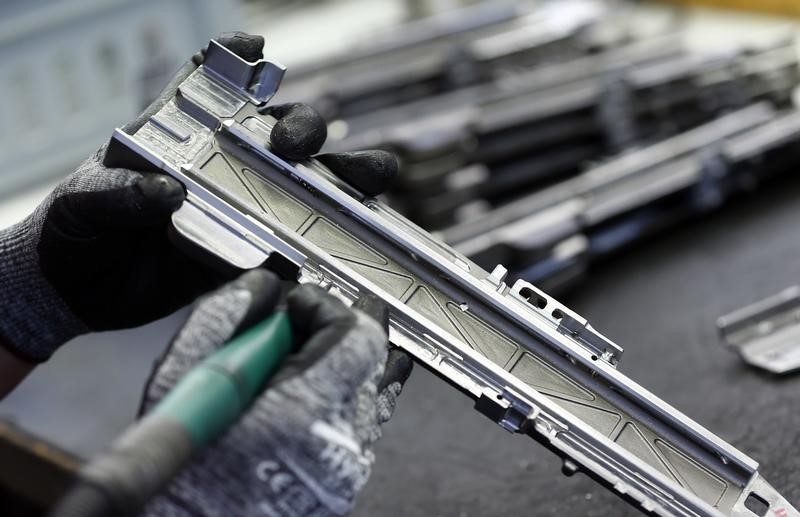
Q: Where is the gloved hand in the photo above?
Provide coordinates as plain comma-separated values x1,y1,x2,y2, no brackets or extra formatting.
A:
140,269,412,517
0,32,398,363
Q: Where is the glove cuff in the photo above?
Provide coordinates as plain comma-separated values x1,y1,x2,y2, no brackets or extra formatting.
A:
0,218,87,362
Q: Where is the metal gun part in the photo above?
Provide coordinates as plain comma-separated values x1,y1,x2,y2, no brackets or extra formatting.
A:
280,0,612,120
448,107,800,293
445,108,800,291
718,286,800,375
104,40,798,517
425,39,798,212
328,38,798,229
329,32,685,149
285,0,526,80
443,103,776,254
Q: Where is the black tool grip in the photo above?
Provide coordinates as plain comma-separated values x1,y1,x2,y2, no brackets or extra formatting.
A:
49,417,193,517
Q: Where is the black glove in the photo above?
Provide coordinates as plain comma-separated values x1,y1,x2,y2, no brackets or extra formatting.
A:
0,32,398,363
262,103,398,197
141,270,412,516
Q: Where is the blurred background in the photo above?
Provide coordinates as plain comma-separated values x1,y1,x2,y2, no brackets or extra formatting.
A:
1,1,800,516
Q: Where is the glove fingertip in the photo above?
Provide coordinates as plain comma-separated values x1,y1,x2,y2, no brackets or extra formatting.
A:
268,104,327,160
378,348,413,392
317,150,399,197
216,31,265,62
53,172,182,234
353,294,389,333
135,174,186,212
232,269,282,332
287,284,353,336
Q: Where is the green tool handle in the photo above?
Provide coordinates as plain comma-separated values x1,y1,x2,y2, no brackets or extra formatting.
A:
49,312,293,517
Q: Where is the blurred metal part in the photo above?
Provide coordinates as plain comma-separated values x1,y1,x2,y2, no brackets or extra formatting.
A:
444,103,776,248
717,286,800,375
405,0,493,20
330,37,799,229
444,103,800,292
288,0,527,79
279,0,617,120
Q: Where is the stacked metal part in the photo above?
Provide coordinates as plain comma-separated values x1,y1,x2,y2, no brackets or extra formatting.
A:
279,0,800,293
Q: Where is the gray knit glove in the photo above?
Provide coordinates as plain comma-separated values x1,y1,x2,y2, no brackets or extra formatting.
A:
0,148,200,362
140,270,412,517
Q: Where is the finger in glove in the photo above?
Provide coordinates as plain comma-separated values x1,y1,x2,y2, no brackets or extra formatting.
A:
317,150,399,197
139,268,281,414
213,31,265,63
272,285,389,389
379,347,413,393
274,285,357,384
352,293,414,397
45,174,184,234
352,293,389,332
262,103,328,161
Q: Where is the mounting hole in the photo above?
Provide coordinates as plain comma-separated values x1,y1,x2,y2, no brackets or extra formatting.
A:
552,309,564,320
591,355,598,361
496,393,504,400
744,492,769,516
